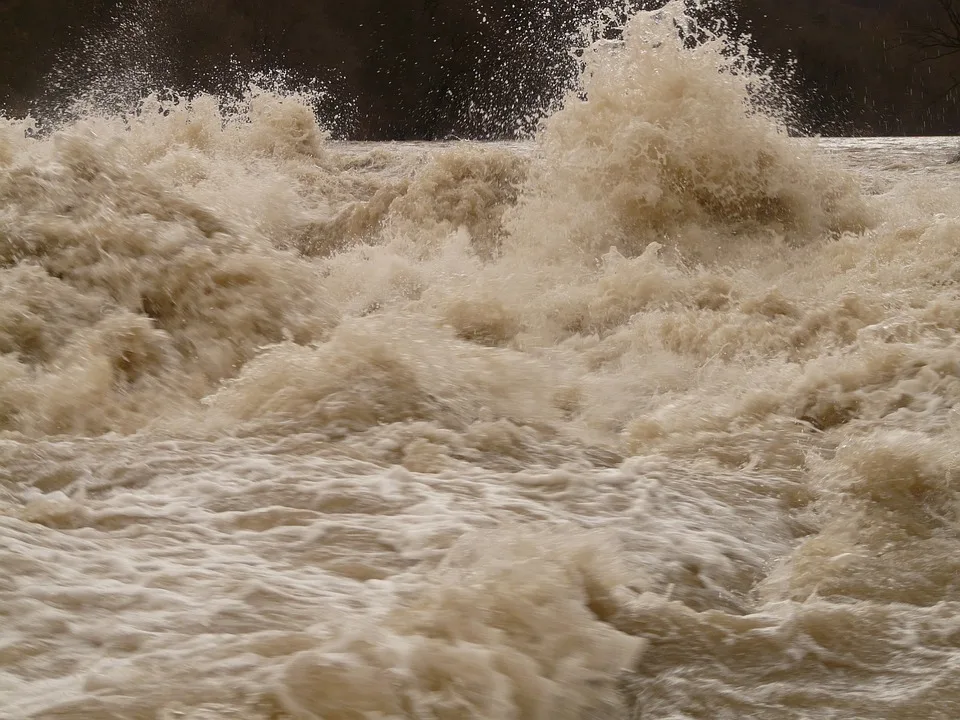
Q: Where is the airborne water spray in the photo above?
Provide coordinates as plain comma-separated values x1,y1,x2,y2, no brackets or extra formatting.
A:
506,0,870,264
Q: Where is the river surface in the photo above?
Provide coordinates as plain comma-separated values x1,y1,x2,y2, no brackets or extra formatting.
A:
3,4,960,719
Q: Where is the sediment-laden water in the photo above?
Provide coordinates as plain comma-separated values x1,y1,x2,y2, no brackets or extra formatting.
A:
2,3,960,718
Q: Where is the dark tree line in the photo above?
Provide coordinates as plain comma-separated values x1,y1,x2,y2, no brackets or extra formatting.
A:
730,0,960,135
0,0,605,138
2,0,960,138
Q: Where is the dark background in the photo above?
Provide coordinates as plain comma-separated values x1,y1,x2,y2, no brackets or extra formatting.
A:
2,0,960,139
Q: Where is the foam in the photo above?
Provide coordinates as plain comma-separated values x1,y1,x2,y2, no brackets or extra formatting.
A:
3,2,960,718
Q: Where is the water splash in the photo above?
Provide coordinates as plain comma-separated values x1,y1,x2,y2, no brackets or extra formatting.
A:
3,3,960,719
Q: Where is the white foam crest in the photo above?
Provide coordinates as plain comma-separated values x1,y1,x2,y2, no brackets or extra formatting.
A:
506,0,870,264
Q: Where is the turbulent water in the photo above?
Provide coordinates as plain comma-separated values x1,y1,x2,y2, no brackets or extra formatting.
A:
3,4,960,718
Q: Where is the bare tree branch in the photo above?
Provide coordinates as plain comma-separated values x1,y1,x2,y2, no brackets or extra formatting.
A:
903,0,960,60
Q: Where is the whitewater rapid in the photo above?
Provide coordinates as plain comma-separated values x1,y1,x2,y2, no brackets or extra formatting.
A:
2,3,960,718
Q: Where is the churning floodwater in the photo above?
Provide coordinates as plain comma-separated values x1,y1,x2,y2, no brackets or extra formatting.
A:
2,3,960,718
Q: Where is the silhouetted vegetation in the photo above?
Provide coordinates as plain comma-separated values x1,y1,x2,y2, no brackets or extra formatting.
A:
1,0,959,138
